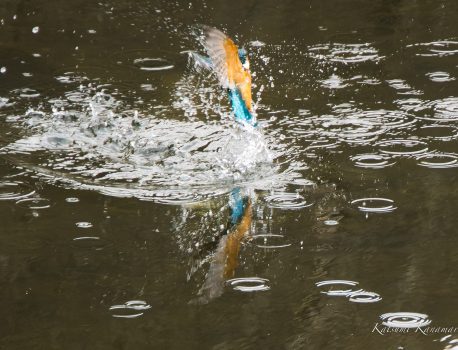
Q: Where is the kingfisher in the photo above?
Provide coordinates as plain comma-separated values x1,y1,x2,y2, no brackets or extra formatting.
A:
200,26,256,126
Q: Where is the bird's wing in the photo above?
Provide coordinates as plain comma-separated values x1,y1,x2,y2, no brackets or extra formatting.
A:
203,26,252,111
203,26,242,89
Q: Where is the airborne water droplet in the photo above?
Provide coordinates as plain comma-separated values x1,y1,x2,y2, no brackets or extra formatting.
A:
32,26,40,34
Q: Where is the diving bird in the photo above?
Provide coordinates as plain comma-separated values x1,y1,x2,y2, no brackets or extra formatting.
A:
201,26,256,126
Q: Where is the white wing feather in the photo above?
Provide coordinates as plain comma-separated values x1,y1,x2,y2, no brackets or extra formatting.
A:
202,26,233,88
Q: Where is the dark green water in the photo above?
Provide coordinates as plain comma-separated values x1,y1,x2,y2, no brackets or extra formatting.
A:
1,0,458,349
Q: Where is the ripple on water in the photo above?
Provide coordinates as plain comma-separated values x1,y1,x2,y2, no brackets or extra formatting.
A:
11,88,40,99
418,125,458,141
408,39,458,57
65,197,80,203
351,198,397,213
265,192,313,209
321,74,348,89
16,197,52,209
431,98,458,121
426,71,455,82
76,222,93,228
416,153,458,169
376,139,428,156
249,234,292,249
351,154,396,169
133,58,174,71
348,290,382,303
315,280,362,296
380,312,432,328
55,71,89,84
226,277,271,292
0,181,35,201
109,300,152,319
308,43,383,63
72,236,109,250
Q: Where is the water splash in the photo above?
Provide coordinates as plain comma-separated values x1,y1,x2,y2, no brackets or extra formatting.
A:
1,81,295,203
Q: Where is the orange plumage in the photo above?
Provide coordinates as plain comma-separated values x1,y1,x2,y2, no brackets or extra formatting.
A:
223,38,252,111
203,26,252,112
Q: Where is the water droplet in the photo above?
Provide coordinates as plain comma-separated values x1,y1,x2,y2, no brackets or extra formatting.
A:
351,198,397,213
379,312,432,329
32,26,39,34
0,67,6,74
226,277,270,292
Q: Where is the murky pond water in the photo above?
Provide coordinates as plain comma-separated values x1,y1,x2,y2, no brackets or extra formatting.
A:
1,0,458,348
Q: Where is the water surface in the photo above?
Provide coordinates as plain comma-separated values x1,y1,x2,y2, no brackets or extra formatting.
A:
1,0,458,348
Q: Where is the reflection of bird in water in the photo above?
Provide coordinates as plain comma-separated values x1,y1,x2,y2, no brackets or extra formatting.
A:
189,27,257,303
193,188,252,304
190,26,256,126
